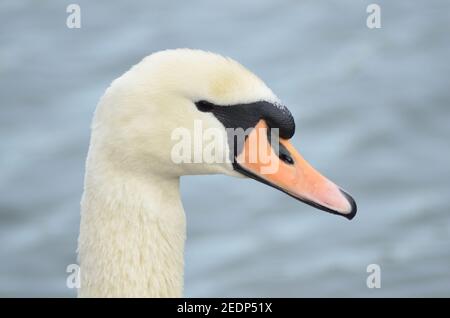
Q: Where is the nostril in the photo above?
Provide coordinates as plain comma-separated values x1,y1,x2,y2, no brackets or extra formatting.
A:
267,128,295,165
278,142,294,165
279,152,294,165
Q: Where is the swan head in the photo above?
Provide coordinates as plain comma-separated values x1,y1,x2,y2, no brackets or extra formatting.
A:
93,49,356,219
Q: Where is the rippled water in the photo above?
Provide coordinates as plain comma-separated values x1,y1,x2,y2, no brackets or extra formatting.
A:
0,0,449,297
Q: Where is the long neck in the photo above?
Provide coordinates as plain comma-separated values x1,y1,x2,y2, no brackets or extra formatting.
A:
78,149,186,297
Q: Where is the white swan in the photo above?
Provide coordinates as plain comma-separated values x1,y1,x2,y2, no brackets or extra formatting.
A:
78,49,356,297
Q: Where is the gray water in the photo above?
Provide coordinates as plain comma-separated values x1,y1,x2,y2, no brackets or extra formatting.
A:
1,0,449,297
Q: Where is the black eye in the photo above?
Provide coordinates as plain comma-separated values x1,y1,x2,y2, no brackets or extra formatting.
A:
196,100,214,112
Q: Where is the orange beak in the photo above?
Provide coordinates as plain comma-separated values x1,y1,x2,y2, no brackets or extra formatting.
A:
234,120,357,219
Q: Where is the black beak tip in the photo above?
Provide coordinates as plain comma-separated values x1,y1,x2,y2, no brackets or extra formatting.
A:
340,189,357,220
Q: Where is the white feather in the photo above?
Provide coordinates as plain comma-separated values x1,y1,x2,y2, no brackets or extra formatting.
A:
78,49,279,297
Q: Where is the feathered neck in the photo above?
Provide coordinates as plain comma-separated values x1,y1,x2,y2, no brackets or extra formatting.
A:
78,145,186,297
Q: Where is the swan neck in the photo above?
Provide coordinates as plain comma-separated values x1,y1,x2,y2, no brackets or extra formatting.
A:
78,156,186,297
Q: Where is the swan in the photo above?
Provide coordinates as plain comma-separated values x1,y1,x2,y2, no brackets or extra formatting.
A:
78,49,357,297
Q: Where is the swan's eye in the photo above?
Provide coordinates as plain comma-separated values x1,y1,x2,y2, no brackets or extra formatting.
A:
196,100,214,112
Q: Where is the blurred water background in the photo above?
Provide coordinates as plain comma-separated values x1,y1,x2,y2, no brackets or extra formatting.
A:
0,0,449,297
